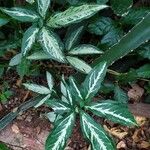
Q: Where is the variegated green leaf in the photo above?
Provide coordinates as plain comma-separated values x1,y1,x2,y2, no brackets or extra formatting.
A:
69,76,83,100
26,0,35,4
39,27,65,63
114,85,128,104
46,71,54,91
0,7,39,22
66,84,73,106
45,99,71,114
9,53,22,66
65,25,84,50
61,75,67,97
23,83,51,94
85,100,137,126
37,0,51,18
35,94,51,108
66,56,92,74
0,16,9,26
21,26,39,56
80,111,115,150
69,44,103,55
45,113,75,150
27,51,51,60
82,61,107,100
47,4,108,28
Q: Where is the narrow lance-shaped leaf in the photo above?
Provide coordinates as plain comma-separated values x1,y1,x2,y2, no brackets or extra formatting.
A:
0,7,39,22
69,44,103,55
45,113,75,150
61,75,67,97
82,61,107,100
23,83,51,94
35,94,51,108
39,27,65,63
93,13,150,66
0,16,9,26
85,100,137,126
66,84,73,106
21,25,39,56
27,51,51,60
67,56,92,74
80,111,115,150
114,85,128,104
37,0,51,18
65,25,84,50
47,4,108,28
46,71,54,91
69,76,83,101
45,99,71,114
9,53,22,67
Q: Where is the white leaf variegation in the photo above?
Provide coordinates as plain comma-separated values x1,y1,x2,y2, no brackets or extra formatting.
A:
66,56,92,74
80,111,115,150
21,26,39,55
46,99,71,114
23,83,51,94
66,85,73,106
47,4,108,28
0,7,39,22
45,113,75,150
27,51,51,60
61,75,68,97
69,76,83,100
46,72,54,91
37,0,51,18
39,27,65,63
69,44,103,55
85,100,137,126
35,94,51,108
82,61,107,100
65,26,84,50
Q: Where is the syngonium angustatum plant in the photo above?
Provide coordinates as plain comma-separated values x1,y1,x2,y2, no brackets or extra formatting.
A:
0,0,107,64
23,61,137,150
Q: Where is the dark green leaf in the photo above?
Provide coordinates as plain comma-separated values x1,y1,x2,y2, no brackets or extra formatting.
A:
65,25,84,50
86,100,137,126
38,27,65,63
80,111,115,150
1,7,39,22
114,85,128,104
111,0,133,16
82,61,107,100
45,113,75,150
47,4,108,28
21,25,39,56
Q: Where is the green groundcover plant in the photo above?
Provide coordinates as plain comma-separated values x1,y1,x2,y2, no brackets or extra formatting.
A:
0,0,150,149
24,62,137,150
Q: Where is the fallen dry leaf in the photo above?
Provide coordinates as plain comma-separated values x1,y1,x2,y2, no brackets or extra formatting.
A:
117,141,126,149
135,116,147,126
11,124,20,134
104,125,128,139
132,129,141,143
140,141,150,149
128,84,144,102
